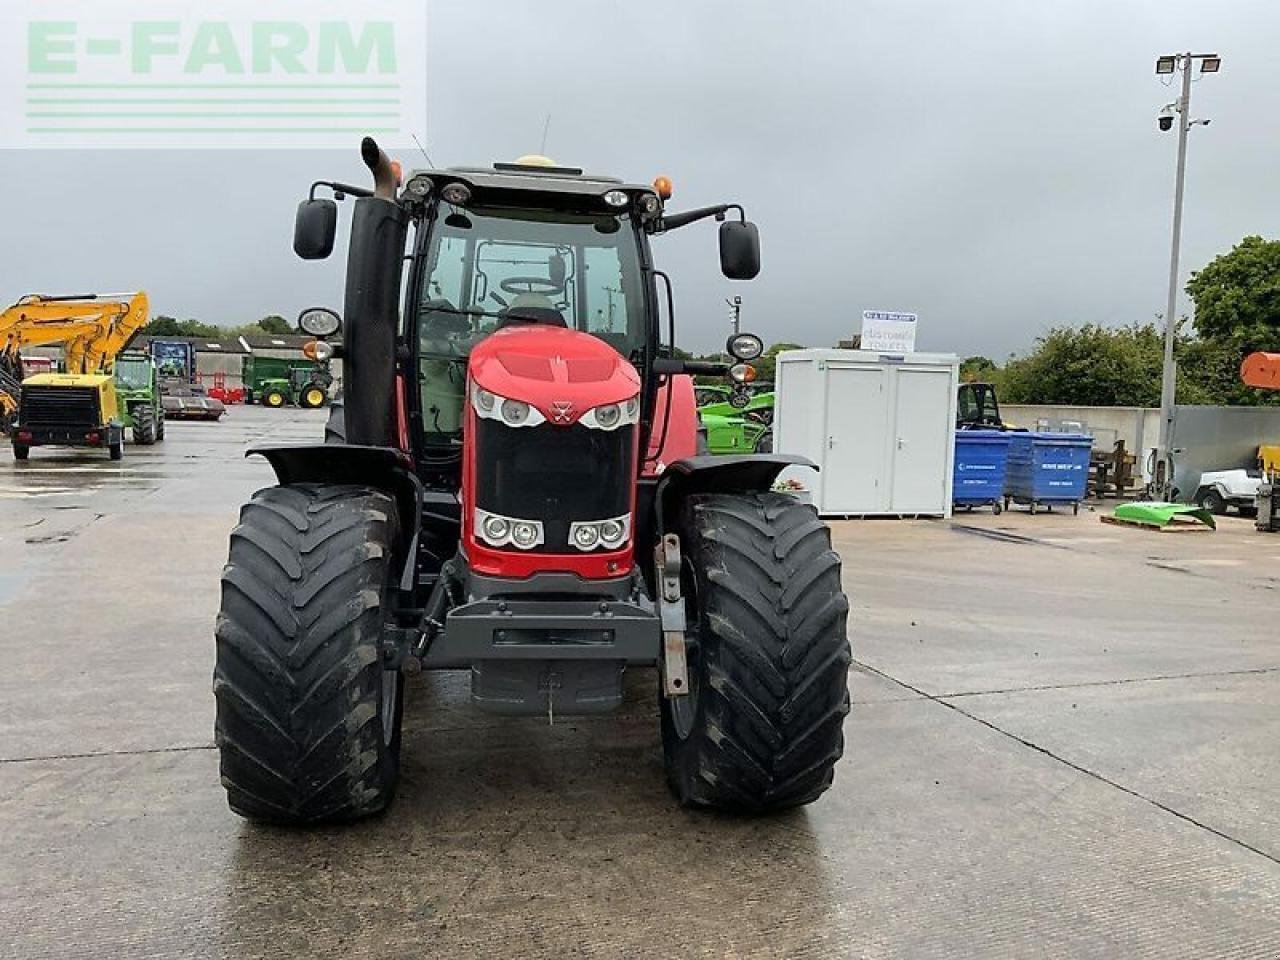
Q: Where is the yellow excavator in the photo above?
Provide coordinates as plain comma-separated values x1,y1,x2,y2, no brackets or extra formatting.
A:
1,292,150,460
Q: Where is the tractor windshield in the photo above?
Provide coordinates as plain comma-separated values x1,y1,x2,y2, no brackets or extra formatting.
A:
114,356,151,390
414,206,646,439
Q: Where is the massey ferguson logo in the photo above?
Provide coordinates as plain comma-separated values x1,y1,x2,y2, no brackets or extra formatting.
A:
551,401,574,424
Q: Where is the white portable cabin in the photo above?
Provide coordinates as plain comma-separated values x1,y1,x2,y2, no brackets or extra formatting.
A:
774,350,959,517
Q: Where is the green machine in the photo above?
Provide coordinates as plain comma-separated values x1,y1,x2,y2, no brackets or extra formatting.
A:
244,356,333,408
112,349,165,444
699,389,774,454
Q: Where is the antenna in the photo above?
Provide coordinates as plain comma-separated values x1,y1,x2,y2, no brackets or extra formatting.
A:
539,114,552,156
411,133,435,168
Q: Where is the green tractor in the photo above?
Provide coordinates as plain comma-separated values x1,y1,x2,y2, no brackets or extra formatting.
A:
697,384,774,454
244,356,332,409
112,349,165,444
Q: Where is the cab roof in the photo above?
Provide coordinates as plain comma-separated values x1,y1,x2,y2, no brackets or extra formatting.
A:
405,161,658,209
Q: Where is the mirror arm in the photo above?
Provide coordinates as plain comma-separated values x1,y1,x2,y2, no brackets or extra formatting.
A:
657,202,747,233
652,358,731,377
309,180,375,201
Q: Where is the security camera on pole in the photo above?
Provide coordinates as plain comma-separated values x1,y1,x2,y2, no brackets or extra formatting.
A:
1152,51,1220,500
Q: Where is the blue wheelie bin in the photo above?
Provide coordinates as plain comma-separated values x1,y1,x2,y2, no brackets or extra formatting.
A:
1003,432,1092,515
953,430,1012,514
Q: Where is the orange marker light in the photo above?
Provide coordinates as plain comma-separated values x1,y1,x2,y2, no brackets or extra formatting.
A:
303,340,320,361
653,175,673,200
391,160,404,187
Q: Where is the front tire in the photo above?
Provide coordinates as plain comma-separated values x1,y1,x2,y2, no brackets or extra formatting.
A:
300,385,328,409
108,437,124,460
324,394,346,444
1197,488,1227,516
263,390,287,409
661,492,851,812
213,484,405,824
131,404,157,445
13,443,29,461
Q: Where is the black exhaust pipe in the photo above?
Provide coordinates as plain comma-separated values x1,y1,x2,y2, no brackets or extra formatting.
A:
343,138,409,448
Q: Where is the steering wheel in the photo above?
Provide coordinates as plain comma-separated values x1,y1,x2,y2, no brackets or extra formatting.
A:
500,277,561,295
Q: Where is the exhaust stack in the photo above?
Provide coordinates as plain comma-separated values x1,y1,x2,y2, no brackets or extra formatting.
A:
342,137,409,448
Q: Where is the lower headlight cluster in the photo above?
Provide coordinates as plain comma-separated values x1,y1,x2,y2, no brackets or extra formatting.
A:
568,515,631,552
475,509,544,550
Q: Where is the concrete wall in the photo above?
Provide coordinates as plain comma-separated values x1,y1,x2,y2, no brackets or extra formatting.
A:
1170,406,1280,499
1003,404,1160,460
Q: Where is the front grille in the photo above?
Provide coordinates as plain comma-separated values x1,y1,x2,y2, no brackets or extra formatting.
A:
474,419,634,552
20,386,101,428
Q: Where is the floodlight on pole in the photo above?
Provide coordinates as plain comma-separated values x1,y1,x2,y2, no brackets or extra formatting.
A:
1152,51,1220,499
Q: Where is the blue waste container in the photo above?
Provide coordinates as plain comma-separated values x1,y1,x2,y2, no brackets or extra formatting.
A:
953,430,1012,514
1003,432,1092,514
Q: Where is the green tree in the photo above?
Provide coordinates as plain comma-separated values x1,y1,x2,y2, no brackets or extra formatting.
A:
754,342,804,383
999,324,1164,406
140,316,222,339
257,314,292,335
1187,235,1280,353
960,355,999,383
142,315,182,337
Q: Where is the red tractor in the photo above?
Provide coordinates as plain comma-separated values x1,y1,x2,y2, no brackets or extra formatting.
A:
213,141,851,823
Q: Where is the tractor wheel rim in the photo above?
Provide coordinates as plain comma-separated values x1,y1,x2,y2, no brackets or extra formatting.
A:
307,390,323,405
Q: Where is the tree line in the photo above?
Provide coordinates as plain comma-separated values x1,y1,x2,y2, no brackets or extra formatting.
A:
966,235,1280,407
139,315,294,339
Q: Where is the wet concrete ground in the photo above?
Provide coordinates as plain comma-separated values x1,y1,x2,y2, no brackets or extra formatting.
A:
2,406,1278,958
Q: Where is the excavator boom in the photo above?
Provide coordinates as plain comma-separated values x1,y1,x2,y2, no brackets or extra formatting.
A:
0,292,150,374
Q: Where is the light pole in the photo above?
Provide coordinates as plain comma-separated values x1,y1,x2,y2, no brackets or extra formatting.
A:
726,296,742,336
1153,51,1220,499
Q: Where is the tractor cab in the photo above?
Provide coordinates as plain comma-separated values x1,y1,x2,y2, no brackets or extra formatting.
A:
210,140,850,825
957,381,1008,430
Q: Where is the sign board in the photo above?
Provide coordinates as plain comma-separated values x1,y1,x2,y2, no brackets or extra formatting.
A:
3,0,427,149
861,310,918,354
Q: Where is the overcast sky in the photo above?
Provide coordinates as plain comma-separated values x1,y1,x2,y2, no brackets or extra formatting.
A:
1,0,1276,358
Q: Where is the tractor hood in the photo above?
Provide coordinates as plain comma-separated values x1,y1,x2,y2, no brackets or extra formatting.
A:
468,325,640,425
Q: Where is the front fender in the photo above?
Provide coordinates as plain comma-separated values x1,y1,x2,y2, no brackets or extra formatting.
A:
654,453,815,535
248,443,423,592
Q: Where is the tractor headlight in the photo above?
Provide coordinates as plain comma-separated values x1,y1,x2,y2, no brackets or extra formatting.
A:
471,384,546,427
726,332,765,362
579,396,641,431
511,521,542,549
482,513,510,543
476,510,544,549
501,399,530,425
604,190,629,208
595,403,621,429
569,515,631,552
599,518,626,547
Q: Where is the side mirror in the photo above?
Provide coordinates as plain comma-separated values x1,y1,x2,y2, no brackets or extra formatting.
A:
294,199,338,260
719,220,761,280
